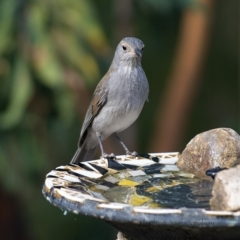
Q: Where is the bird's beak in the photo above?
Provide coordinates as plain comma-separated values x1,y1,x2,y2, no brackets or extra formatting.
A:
134,48,142,57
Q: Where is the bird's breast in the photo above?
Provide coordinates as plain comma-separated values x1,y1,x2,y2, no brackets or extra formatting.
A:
91,64,149,138
110,65,149,102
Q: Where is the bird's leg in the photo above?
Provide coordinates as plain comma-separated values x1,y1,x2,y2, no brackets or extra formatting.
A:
115,133,138,157
96,132,115,159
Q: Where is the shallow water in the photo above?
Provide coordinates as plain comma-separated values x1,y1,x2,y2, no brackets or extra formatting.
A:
90,166,213,209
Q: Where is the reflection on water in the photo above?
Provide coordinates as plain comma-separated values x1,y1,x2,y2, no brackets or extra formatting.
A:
90,166,213,209
149,180,213,209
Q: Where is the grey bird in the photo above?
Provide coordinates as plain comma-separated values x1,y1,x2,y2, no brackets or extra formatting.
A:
70,37,149,164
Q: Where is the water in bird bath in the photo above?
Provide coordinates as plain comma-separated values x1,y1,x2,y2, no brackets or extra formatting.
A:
89,163,213,209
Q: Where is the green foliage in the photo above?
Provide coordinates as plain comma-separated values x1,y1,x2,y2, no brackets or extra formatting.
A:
0,0,108,228
0,0,109,191
0,1,113,238
0,55,33,129
0,0,108,131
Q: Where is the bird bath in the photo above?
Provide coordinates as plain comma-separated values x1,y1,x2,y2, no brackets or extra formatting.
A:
42,153,240,239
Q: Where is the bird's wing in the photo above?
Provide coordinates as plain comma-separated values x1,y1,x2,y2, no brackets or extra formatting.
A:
78,75,109,147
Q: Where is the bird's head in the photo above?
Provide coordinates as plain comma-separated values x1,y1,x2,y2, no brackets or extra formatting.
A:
114,37,144,64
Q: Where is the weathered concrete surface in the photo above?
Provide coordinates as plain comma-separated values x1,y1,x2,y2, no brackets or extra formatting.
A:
177,128,240,179
210,164,240,211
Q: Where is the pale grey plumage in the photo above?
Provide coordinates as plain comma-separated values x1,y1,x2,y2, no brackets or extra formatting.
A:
70,37,149,164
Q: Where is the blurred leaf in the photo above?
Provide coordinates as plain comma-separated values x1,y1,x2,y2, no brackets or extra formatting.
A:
27,3,64,88
52,0,109,52
31,37,64,88
26,2,47,43
0,56,33,129
0,0,16,54
53,29,100,85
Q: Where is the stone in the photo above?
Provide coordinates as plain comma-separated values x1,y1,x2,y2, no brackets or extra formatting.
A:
177,128,240,179
210,165,240,211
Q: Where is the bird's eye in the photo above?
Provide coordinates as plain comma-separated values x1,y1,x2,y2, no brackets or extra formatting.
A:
122,45,127,51
141,46,144,51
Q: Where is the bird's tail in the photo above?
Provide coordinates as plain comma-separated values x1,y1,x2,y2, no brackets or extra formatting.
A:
70,144,98,164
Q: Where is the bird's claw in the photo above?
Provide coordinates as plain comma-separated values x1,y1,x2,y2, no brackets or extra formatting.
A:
101,153,116,160
126,151,138,157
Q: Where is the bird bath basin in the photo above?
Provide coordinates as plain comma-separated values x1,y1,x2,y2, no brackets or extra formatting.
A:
42,152,240,239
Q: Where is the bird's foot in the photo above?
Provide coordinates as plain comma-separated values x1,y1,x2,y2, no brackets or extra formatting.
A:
101,153,116,160
126,151,138,157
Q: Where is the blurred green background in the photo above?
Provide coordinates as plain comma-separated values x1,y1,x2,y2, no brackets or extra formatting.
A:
0,0,239,239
